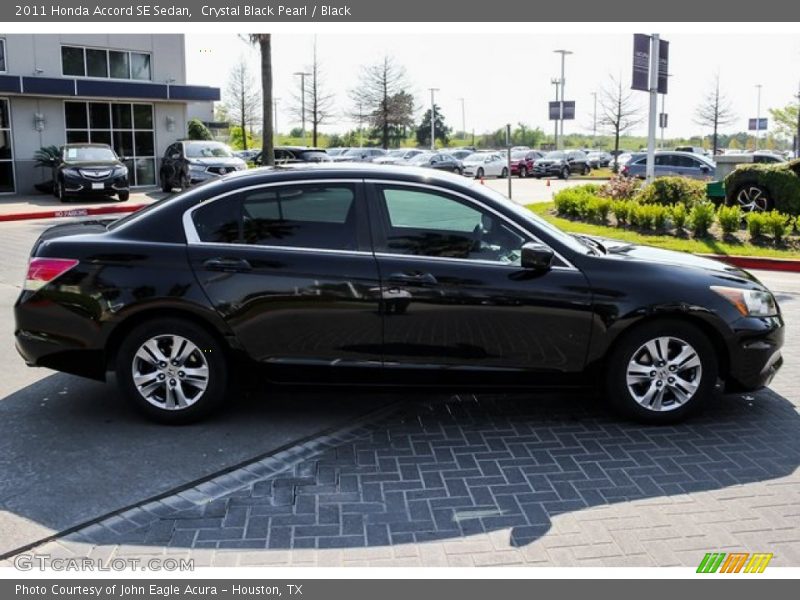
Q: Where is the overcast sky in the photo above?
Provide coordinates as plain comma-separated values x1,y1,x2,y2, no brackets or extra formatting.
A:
186,33,800,140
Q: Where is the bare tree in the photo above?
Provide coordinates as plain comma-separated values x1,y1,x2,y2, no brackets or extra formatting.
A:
694,73,736,157
224,57,261,151
349,56,413,149
599,75,643,171
290,39,335,147
247,34,274,166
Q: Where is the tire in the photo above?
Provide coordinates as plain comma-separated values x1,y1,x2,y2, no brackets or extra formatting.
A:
519,166,527,178
501,167,509,178
559,166,570,180
55,178,68,203
160,171,172,194
731,183,772,213
116,318,228,424
582,164,591,176
117,191,130,202
605,319,718,424
476,167,484,179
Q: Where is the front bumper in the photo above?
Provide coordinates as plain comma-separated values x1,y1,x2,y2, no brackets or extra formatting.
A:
532,164,563,176
725,315,784,391
62,173,129,196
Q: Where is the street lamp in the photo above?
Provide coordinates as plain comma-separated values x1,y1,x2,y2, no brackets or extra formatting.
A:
591,91,597,140
428,88,440,151
293,71,311,145
553,49,573,149
458,97,466,140
273,97,280,145
550,78,561,149
755,84,763,151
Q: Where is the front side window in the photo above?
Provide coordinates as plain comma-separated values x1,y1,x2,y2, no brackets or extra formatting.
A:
375,186,526,265
192,184,358,251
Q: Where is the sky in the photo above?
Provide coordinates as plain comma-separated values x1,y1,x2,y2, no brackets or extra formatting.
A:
185,33,800,140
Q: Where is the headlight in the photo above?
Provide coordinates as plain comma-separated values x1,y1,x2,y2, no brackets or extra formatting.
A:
188,163,206,172
112,166,128,177
711,286,777,317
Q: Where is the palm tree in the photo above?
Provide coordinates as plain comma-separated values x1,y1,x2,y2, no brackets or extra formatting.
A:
249,34,274,166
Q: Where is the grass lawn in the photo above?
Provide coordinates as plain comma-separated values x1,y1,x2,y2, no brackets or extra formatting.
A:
528,202,800,259
577,167,613,179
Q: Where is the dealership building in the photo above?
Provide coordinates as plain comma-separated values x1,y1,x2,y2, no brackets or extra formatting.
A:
0,34,220,195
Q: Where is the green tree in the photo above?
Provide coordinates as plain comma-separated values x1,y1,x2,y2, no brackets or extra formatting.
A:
415,104,450,148
228,126,256,150
350,56,413,149
187,118,212,140
769,103,800,140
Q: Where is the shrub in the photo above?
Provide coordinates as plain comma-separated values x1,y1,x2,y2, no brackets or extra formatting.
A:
717,205,743,235
631,204,656,230
611,200,633,225
670,203,688,230
764,211,790,242
652,205,669,231
688,202,715,236
724,159,800,216
599,176,642,201
187,118,213,141
637,176,708,208
595,198,612,223
746,212,767,238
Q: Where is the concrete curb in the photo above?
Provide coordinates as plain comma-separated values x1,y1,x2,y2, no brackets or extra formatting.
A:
700,253,800,273
0,203,147,223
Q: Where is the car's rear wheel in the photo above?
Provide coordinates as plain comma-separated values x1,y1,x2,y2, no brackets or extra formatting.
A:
476,167,484,179
560,166,570,179
501,167,509,178
582,164,591,175
732,183,772,212
605,320,718,424
116,318,228,424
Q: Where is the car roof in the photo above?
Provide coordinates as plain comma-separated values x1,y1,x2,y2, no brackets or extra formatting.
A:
276,146,326,152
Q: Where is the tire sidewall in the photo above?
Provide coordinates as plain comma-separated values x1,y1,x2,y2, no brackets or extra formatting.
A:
116,319,228,424
606,319,718,424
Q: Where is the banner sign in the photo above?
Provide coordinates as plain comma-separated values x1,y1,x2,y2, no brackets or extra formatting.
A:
632,34,669,93
748,118,768,131
548,101,575,120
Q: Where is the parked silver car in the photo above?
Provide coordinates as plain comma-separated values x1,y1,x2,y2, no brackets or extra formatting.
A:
622,151,715,180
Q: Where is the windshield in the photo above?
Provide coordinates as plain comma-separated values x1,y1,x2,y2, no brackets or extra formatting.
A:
544,151,565,159
64,146,117,161
473,183,590,256
185,143,234,158
511,151,528,159
298,151,328,161
343,148,367,156
465,153,489,161
409,154,432,164
385,150,405,157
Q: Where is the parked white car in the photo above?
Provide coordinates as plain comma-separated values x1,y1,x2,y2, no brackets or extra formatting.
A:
461,152,508,178
373,149,426,165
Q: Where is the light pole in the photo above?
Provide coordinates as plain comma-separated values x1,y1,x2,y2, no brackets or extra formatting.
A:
645,34,660,183
273,97,280,145
553,49,573,149
795,81,800,157
755,84,763,151
428,88,439,151
458,97,466,140
293,71,311,145
550,78,560,149
591,91,598,141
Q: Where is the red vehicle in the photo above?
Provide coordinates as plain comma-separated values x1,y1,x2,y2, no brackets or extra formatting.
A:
510,150,544,178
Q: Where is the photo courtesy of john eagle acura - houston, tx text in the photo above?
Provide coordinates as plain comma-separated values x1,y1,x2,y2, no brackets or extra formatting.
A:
14,164,784,424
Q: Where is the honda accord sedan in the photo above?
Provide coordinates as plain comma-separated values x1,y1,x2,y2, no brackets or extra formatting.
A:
14,165,784,424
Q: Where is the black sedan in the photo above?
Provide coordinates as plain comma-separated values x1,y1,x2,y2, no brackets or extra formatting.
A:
407,152,464,174
53,144,130,202
15,165,783,424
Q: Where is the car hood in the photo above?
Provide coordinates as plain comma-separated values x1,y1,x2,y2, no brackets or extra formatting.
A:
187,157,244,166
62,160,123,168
594,237,758,281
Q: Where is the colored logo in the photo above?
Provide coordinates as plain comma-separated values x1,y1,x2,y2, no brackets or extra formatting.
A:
697,552,773,573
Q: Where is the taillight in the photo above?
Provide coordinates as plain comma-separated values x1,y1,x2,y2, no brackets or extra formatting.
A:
24,258,79,291
621,165,629,175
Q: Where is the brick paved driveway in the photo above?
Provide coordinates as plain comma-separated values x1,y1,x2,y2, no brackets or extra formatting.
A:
5,271,799,568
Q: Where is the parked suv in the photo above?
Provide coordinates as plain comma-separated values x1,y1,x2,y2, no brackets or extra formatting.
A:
253,146,331,166
53,143,129,202
533,150,590,178
160,141,246,192
622,151,715,180
510,150,544,178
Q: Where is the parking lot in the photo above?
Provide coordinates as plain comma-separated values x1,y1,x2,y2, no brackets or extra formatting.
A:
0,214,798,567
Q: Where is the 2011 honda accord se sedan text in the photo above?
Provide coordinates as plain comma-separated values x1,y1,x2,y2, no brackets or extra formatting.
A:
14,165,784,424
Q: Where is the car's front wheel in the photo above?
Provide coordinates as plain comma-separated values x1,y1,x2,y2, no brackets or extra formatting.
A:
559,166,570,179
116,318,228,424
605,320,718,424
519,166,527,178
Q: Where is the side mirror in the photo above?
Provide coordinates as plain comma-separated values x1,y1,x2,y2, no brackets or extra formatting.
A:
521,242,554,271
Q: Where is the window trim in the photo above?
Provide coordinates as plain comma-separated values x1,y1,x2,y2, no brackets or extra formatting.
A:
183,179,369,254
60,44,152,82
0,96,16,194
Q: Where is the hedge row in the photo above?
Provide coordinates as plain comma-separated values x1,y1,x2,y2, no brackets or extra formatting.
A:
553,184,796,242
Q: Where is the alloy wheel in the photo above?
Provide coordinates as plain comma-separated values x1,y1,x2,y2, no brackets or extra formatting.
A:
625,336,703,412
131,334,209,410
735,186,770,212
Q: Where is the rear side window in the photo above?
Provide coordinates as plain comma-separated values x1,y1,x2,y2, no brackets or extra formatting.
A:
191,184,358,250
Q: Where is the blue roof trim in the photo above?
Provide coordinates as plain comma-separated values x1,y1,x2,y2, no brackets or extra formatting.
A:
77,79,170,99
0,75,22,93
6,76,220,103
169,85,220,101
22,76,74,95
